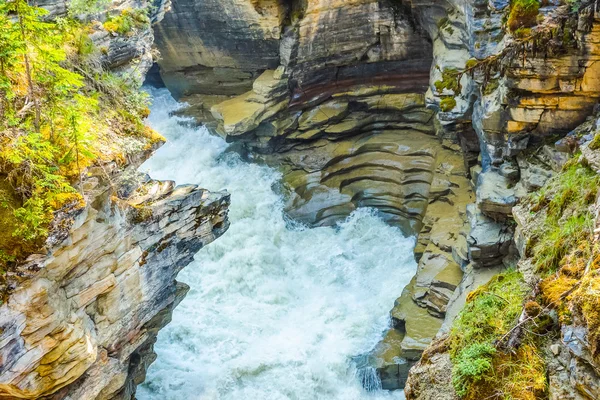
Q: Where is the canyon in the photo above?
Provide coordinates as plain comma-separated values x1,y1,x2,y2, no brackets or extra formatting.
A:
1,0,600,399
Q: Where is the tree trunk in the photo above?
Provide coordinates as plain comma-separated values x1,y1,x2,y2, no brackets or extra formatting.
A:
17,5,40,131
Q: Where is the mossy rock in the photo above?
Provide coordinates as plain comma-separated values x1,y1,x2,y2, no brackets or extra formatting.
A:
440,97,457,112
507,0,540,32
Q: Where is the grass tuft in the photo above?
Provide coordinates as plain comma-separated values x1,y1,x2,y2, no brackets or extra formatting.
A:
449,270,545,399
525,164,600,273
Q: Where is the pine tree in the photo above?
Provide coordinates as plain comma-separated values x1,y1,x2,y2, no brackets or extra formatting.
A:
0,7,20,121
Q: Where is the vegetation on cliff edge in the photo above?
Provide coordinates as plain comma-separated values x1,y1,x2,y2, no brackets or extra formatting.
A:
527,162,599,274
449,270,548,400
0,0,158,278
449,155,600,399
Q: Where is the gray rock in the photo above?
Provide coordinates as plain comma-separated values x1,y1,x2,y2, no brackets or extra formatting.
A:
466,203,514,267
476,171,517,218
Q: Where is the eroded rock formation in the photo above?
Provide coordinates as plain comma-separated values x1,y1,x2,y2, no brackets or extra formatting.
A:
4,0,600,398
152,0,600,395
0,2,231,399
0,160,229,399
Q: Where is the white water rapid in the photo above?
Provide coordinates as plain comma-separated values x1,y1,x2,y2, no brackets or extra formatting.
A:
137,88,415,400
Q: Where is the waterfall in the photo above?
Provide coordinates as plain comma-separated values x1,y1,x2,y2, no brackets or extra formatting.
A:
136,88,413,400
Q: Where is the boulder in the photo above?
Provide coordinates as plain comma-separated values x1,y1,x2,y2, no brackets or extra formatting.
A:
466,203,514,268
476,171,517,218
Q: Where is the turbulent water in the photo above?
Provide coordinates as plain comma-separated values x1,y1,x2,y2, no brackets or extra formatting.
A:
137,88,415,400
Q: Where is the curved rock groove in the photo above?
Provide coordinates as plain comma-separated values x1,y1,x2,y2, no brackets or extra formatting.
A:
137,88,415,400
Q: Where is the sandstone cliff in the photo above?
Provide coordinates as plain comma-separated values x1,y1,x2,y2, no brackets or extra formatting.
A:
0,156,230,399
150,0,600,397
3,0,600,398
0,1,231,399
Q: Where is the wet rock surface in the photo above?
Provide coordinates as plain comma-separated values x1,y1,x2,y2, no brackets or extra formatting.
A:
7,0,600,398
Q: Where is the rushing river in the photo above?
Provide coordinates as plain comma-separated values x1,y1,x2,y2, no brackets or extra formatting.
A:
136,88,415,400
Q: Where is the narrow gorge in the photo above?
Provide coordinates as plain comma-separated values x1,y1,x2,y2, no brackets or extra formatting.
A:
0,0,600,399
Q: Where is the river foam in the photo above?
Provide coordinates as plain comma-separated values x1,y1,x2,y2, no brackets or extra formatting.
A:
137,88,414,400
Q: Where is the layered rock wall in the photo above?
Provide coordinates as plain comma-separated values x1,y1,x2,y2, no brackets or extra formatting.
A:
0,1,231,399
152,0,600,395
0,164,229,399
4,0,600,398
153,0,286,98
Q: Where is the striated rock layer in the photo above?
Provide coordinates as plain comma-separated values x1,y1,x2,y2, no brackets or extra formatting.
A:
0,149,230,400
0,1,231,399
152,0,600,395
3,0,599,398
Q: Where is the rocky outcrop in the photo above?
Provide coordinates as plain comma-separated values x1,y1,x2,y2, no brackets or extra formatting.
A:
0,151,230,399
363,147,472,389
403,336,457,400
0,1,231,399
148,0,600,397
153,0,439,234
153,0,286,99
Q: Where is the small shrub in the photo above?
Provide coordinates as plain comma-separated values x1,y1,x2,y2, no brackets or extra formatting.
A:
452,343,496,397
103,8,149,36
440,96,457,112
449,270,539,399
565,0,582,12
74,30,95,56
434,67,460,94
525,164,600,273
508,0,540,32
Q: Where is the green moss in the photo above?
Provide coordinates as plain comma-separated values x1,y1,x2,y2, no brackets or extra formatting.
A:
449,270,546,400
465,58,479,69
437,17,449,29
508,0,540,32
440,96,457,112
103,8,149,35
589,132,600,150
434,68,460,94
482,78,500,96
514,26,533,38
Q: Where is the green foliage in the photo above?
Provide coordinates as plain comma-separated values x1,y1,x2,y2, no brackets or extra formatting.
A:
514,26,533,38
0,0,153,265
103,8,150,36
434,67,460,94
589,132,600,150
565,0,582,12
13,196,52,240
74,30,96,56
452,343,496,397
68,0,110,18
483,78,500,96
527,163,600,273
465,58,479,69
508,0,540,32
449,270,530,398
440,96,457,112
